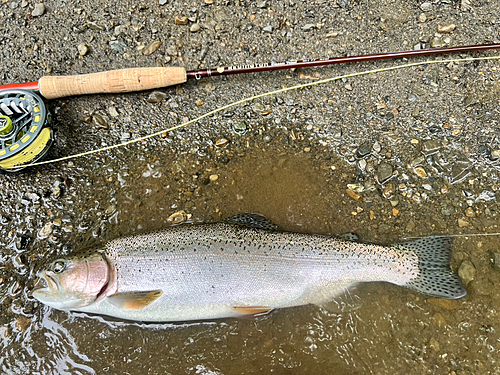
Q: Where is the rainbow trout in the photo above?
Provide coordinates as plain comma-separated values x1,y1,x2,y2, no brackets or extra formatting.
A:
33,214,466,322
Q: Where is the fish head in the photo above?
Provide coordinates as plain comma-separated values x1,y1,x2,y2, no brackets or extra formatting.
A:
33,252,111,310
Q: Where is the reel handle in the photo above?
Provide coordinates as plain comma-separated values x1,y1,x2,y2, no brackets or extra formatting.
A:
38,67,187,99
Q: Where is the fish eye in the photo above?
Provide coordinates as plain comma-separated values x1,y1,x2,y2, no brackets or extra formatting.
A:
52,260,67,274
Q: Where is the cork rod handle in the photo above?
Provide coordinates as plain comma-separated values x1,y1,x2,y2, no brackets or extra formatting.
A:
38,67,187,99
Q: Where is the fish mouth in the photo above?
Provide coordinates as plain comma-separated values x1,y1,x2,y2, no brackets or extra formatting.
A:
33,270,59,294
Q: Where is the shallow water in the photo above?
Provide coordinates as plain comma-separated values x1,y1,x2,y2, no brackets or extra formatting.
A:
2,141,500,374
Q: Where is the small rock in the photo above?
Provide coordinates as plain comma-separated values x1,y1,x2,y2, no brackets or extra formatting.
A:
92,114,108,129
377,162,393,183
209,174,219,182
392,208,399,217
38,222,53,239
262,25,273,33
418,13,427,22
252,103,266,114
437,24,456,33
491,251,500,272
302,24,315,31
406,220,416,231
146,91,168,103
196,99,204,106
87,22,105,31
356,142,372,157
121,132,131,140
77,43,88,56
15,317,31,333
433,313,447,327
430,37,445,48
32,2,45,17
233,122,247,134
175,16,189,25
457,218,469,228
420,2,432,11
167,210,190,224
108,106,119,117
190,23,201,33
421,139,442,156
414,166,428,178
51,185,61,199
458,260,475,285
465,207,475,218
143,40,162,56
215,138,230,148
429,337,440,352
383,183,395,199
109,40,127,53
159,0,167,5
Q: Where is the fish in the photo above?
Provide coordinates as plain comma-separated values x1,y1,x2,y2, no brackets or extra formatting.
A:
32,214,466,322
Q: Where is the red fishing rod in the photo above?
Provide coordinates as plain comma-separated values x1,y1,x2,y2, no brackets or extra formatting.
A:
0,43,499,99
0,43,499,171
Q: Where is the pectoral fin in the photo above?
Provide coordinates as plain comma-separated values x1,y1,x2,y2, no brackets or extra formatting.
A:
107,290,163,310
232,305,272,316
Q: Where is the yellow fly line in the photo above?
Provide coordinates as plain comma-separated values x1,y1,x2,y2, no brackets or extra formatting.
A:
8,54,500,170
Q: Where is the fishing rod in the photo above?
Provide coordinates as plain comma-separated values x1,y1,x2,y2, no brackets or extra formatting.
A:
0,43,499,171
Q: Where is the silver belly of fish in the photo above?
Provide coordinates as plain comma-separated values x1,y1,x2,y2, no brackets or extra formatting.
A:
33,216,466,322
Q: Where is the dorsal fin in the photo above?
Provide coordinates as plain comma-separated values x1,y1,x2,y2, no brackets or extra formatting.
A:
224,213,278,231
107,290,163,310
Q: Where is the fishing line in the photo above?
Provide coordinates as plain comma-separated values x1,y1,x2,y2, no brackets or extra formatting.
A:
12,54,500,170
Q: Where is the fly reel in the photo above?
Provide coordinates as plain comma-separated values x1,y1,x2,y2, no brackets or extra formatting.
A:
0,89,53,171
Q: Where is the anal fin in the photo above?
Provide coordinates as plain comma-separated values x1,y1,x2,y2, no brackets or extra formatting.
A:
232,305,272,316
107,290,163,310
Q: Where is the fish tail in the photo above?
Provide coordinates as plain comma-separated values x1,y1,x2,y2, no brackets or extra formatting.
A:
396,236,467,299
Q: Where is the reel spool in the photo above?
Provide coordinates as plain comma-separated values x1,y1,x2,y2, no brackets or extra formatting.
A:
0,89,53,171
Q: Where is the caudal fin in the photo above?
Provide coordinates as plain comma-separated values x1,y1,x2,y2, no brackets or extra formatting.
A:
395,236,467,299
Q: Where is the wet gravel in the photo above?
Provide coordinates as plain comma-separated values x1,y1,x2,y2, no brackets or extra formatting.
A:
1,0,500,374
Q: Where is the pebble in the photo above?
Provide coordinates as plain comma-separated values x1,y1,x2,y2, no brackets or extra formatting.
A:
262,25,273,33
491,251,500,272
437,24,456,33
92,114,108,129
15,317,31,333
376,162,393,183
167,210,190,224
406,220,416,231
190,24,201,33
32,2,45,17
209,174,219,182
347,184,364,193
196,99,204,106
108,106,119,117
429,337,440,352
146,91,167,103
433,313,447,327
392,208,399,217
38,222,53,239
215,138,230,148
458,260,475,285
77,43,89,56
233,122,247,134
252,103,266,113
356,142,372,157
143,40,162,56
421,139,442,155
302,24,315,31
109,40,127,53
420,2,432,11
417,13,427,22
372,141,381,153
51,185,61,199
175,16,188,25
457,218,469,228
465,207,475,218
414,166,428,178
159,0,167,5
383,183,395,199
